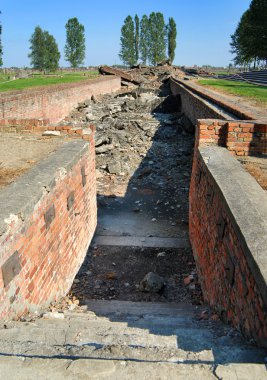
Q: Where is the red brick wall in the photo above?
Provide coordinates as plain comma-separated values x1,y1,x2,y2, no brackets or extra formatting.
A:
190,148,267,347
0,138,96,318
197,119,267,156
0,76,121,123
0,119,96,140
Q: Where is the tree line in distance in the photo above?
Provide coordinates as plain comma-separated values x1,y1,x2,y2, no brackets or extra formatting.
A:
119,13,177,67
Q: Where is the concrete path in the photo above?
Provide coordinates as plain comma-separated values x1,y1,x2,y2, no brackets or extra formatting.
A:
95,183,190,249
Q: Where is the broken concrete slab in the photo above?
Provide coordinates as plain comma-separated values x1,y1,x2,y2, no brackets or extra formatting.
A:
99,65,141,85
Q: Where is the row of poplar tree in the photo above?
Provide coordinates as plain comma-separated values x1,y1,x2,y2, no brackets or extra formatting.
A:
29,18,86,71
119,13,177,67
0,14,85,70
230,0,267,68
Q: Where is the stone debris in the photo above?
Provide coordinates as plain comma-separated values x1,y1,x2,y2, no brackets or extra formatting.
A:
42,130,61,136
139,272,165,293
63,65,195,202
42,312,65,320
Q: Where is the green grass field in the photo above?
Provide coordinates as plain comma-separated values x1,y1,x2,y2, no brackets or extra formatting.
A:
0,71,99,92
198,79,267,104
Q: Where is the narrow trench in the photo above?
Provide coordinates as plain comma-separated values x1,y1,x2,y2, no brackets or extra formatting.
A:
69,79,203,306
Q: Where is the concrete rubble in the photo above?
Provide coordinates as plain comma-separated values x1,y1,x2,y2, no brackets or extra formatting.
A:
67,64,194,199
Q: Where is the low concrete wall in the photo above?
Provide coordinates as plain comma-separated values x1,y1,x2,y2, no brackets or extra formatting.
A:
170,77,263,123
0,139,97,318
190,146,267,347
170,78,232,125
0,76,121,123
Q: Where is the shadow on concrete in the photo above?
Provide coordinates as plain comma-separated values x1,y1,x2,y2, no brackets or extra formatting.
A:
83,300,267,366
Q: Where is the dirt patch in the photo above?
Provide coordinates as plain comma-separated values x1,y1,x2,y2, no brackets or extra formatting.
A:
69,246,203,305
244,163,267,190
0,133,69,188
0,167,29,189
237,156,267,191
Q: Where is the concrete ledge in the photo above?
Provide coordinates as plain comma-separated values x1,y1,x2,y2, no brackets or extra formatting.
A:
200,146,267,304
170,79,237,125
0,140,89,239
170,77,264,121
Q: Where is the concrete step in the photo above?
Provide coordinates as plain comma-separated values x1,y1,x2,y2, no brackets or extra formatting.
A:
0,355,266,380
0,300,266,367
82,300,204,317
0,322,179,350
93,235,190,248
0,329,264,366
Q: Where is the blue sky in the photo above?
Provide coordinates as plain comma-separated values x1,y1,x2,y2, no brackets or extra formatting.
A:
1,0,251,68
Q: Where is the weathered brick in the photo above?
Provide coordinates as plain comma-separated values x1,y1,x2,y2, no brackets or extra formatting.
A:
0,141,96,319
189,148,267,346
0,77,121,124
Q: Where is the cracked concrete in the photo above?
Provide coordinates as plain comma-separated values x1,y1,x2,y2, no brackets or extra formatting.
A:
0,301,266,379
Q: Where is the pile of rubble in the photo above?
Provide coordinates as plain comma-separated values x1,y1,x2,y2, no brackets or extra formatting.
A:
99,64,185,86
64,67,200,305
67,67,194,196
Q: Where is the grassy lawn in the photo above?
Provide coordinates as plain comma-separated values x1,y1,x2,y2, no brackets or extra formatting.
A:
0,71,99,92
198,79,267,105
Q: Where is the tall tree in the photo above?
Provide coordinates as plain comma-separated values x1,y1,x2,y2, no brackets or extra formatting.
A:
43,31,60,71
134,15,140,63
230,0,267,67
0,11,3,67
139,15,149,65
119,15,136,66
29,27,60,71
148,12,166,66
249,0,267,63
29,26,46,70
230,11,251,67
65,17,86,68
167,17,177,64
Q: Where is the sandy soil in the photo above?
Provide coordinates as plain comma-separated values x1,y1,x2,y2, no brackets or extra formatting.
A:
0,133,67,188
237,156,267,191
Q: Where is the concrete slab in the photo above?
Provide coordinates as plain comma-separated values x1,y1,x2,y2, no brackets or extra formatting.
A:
0,356,219,380
93,235,190,248
1,356,267,380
